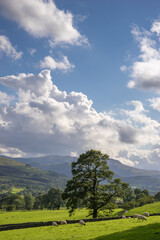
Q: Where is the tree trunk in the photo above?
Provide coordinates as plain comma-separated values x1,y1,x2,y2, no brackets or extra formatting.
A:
93,208,98,218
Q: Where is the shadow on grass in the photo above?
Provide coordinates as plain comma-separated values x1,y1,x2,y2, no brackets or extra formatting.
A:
91,223,160,240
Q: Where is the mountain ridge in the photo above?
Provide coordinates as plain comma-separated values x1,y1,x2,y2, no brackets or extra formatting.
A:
1,155,160,194
11,155,160,178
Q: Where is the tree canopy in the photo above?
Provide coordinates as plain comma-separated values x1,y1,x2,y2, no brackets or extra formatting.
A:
63,149,128,218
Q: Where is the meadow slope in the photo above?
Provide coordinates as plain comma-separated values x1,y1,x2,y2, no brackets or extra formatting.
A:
0,216,160,240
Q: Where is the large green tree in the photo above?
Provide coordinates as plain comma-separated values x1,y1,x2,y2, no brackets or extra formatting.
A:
63,149,128,218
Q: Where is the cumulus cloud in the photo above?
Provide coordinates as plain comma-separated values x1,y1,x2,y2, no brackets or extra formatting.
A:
0,0,88,46
0,91,14,105
40,56,75,71
127,23,160,93
0,35,22,60
117,124,138,144
0,71,160,170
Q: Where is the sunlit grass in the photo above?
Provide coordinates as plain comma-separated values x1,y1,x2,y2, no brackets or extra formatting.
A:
0,208,122,225
126,202,160,216
10,187,24,194
1,216,160,240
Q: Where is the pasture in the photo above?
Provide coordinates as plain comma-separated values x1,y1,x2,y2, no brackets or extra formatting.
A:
0,216,160,240
0,208,122,225
0,202,160,239
126,202,160,216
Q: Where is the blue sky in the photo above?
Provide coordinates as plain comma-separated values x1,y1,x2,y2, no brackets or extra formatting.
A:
0,0,160,170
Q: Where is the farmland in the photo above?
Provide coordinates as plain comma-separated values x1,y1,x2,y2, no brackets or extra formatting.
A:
0,202,160,240
0,208,122,225
0,216,160,240
126,202,160,216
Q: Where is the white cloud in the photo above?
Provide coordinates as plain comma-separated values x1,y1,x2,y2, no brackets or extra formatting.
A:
120,65,127,71
0,70,53,98
28,48,36,56
40,56,75,71
0,35,22,60
0,145,23,158
151,21,160,35
149,97,160,112
0,91,14,105
127,24,160,93
0,0,88,46
0,71,160,169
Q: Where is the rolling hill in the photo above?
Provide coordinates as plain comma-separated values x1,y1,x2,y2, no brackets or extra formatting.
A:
0,156,68,196
12,155,160,194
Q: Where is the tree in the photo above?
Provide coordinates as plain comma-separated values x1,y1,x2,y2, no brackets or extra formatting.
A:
142,189,150,197
24,194,34,210
0,194,24,211
63,149,128,218
134,188,142,196
33,195,44,210
123,187,136,203
43,188,64,210
155,191,160,201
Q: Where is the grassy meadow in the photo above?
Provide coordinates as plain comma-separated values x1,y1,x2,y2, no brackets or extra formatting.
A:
126,202,160,216
0,202,160,240
0,208,122,225
0,216,160,240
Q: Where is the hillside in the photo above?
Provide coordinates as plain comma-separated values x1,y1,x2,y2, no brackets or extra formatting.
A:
0,156,68,196
126,201,160,216
13,155,75,177
12,155,160,194
108,159,160,178
0,156,26,167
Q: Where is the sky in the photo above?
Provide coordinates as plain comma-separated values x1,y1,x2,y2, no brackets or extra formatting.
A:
0,0,160,170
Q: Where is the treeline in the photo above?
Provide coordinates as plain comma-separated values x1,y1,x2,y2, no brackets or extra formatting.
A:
121,187,157,210
0,187,65,211
0,186,160,212
0,183,52,197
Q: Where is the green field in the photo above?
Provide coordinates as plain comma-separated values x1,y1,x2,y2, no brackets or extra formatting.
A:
0,202,160,239
11,187,24,194
0,208,122,225
126,202,160,216
0,216,160,240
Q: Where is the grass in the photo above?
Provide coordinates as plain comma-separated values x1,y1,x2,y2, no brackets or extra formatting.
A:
0,202,160,239
0,156,25,167
0,216,160,240
0,201,160,225
0,208,122,225
126,202,160,216
10,187,24,194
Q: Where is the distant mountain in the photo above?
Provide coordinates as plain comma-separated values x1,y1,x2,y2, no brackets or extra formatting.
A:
0,156,68,195
107,158,160,178
12,155,160,194
13,155,75,177
122,175,160,194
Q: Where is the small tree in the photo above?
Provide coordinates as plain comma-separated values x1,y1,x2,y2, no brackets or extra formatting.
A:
43,188,64,210
63,149,128,218
33,195,44,210
24,194,34,210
